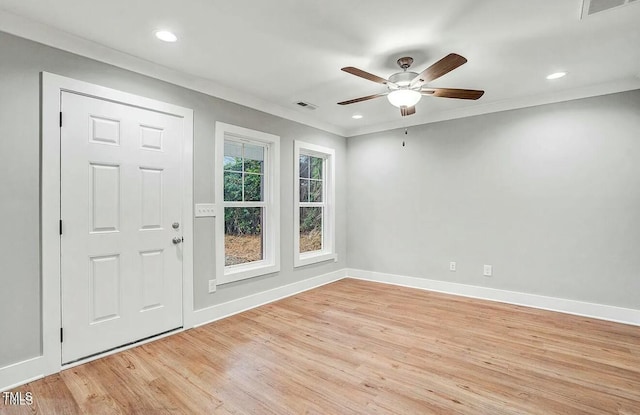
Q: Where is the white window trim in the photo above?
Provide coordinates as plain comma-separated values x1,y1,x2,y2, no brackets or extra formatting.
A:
294,141,337,267
215,122,280,284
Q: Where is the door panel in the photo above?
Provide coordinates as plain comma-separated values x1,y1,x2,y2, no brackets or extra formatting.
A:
90,163,121,232
61,91,183,364
140,167,163,229
89,255,121,323
140,250,164,311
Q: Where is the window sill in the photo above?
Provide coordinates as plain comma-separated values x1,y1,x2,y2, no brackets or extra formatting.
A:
218,262,280,285
294,252,338,268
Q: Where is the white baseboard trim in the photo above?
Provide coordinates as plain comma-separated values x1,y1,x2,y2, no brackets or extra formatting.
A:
0,269,345,392
192,269,347,328
0,356,45,393
4,267,637,392
347,269,640,327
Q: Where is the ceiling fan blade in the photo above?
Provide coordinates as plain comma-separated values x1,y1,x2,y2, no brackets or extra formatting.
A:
422,88,485,100
410,53,468,87
337,93,387,105
342,67,392,85
400,106,416,116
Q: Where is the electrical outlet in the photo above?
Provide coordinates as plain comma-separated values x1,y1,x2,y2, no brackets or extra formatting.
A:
449,262,456,271
208,279,217,293
195,203,216,217
483,264,493,277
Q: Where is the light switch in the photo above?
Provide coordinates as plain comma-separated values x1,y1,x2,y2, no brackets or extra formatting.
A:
195,203,216,217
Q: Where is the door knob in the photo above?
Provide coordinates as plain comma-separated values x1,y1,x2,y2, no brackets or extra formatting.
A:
172,236,183,244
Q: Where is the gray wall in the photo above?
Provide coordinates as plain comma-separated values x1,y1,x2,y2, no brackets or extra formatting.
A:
2,27,639,371
347,90,640,309
0,31,347,368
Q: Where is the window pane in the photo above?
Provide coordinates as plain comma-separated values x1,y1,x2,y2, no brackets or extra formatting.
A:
244,144,264,173
224,172,242,201
300,207,322,253
224,141,243,171
310,156,323,180
310,180,323,203
299,154,310,179
299,179,309,203
244,159,263,174
224,207,263,266
244,173,263,202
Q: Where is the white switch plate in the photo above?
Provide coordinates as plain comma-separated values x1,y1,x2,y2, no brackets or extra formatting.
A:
195,203,216,217
483,264,493,277
208,279,217,293
449,262,456,271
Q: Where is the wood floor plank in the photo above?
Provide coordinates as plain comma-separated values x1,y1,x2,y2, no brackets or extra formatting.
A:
1,278,639,414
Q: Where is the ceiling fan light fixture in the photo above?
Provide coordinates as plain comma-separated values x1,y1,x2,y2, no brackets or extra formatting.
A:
387,89,421,108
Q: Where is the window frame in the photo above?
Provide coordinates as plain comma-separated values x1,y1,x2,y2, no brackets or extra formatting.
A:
293,141,337,267
215,122,280,284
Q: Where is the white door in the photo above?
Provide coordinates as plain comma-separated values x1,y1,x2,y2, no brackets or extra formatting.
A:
60,91,184,364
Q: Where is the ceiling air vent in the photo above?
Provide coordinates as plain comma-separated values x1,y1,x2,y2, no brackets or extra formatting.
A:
581,0,638,18
294,101,318,110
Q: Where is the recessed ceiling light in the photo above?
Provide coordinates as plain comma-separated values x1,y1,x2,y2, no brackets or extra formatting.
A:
155,30,177,43
352,114,363,119
546,72,567,80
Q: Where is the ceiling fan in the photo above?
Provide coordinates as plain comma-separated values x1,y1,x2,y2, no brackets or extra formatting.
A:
338,53,484,116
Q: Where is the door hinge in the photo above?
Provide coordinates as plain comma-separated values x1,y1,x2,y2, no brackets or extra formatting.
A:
60,328,64,343
59,112,62,127
59,219,63,235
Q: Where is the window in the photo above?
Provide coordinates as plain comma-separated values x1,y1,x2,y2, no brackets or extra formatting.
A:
215,122,280,284
294,141,336,267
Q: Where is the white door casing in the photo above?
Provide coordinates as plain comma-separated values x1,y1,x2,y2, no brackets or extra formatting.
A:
41,73,193,374
60,92,184,363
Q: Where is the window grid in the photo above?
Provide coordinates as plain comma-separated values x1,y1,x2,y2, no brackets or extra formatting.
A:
295,141,336,267
222,139,268,268
223,142,265,203
299,154,325,254
215,122,280,285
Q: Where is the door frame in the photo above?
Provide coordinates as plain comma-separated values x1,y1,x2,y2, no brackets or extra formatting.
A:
41,72,194,376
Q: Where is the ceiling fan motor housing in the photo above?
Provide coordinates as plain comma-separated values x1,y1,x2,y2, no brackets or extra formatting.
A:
397,56,414,69
388,71,419,90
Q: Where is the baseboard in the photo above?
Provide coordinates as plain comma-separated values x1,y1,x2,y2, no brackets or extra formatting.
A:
0,356,45,393
192,269,347,328
4,267,636,392
0,269,345,392
347,269,640,327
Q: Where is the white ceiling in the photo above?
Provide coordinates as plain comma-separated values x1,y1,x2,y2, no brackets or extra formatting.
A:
1,0,639,137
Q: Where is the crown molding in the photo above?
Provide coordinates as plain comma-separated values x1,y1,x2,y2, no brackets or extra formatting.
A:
345,77,640,137
2,9,639,139
0,9,347,137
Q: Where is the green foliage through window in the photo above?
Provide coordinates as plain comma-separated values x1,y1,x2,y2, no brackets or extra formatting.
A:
224,207,262,236
223,140,265,236
299,155,323,203
299,153,325,253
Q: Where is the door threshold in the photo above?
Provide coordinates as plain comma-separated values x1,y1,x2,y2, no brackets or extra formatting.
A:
62,327,183,369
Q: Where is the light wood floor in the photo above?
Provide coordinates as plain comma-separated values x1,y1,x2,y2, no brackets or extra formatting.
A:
2,278,639,414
